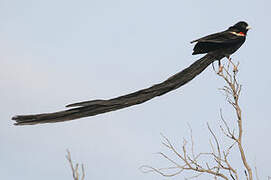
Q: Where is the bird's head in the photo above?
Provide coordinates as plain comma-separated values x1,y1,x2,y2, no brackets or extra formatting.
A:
229,21,251,35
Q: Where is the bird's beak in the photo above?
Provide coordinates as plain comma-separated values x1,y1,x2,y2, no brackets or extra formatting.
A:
246,26,251,30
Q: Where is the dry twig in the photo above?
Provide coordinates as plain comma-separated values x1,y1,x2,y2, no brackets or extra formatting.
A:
66,150,85,180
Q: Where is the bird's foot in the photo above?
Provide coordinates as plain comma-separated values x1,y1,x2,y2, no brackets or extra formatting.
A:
226,57,238,73
217,65,223,74
233,65,238,73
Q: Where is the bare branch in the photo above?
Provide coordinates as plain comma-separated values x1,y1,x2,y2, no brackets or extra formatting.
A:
143,60,254,180
66,150,85,180
207,123,221,159
218,60,253,180
142,133,230,179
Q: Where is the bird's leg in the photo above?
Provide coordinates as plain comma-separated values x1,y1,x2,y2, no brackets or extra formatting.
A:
217,60,223,74
211,62,216,72
212,60,223,74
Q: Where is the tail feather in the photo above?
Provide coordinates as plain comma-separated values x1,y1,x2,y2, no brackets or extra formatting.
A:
12,54,216,125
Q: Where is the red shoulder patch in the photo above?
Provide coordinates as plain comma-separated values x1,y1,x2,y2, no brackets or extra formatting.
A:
239,32,245,36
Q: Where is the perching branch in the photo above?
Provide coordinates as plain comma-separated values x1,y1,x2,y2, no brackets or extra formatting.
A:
217,59,253,180
141,59,253,179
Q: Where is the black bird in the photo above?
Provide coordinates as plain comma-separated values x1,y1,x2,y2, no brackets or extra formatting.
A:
191,21,251,69
12,21,250,125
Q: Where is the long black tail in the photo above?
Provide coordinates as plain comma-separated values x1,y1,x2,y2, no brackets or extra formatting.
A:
12,54,216,125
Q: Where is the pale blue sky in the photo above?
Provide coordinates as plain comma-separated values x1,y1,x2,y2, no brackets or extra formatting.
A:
1,0,270,179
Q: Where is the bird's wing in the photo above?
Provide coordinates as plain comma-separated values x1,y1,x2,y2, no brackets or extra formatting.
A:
191,31,245,44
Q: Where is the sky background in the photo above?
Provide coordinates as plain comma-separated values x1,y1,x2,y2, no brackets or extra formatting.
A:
1,0,271,179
